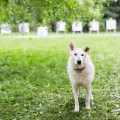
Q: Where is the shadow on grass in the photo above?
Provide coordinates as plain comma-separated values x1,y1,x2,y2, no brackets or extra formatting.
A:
41,98,93,120
65,98,86,111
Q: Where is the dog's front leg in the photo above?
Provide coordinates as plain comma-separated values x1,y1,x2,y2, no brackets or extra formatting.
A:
85,85,91,109
90,88,94,100
72,84,79,112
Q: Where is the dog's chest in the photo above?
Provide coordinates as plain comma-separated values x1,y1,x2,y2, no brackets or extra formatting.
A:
74,72,90,86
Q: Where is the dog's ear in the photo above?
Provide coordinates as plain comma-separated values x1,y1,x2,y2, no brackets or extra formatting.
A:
69,41,76,51
83,46,90,52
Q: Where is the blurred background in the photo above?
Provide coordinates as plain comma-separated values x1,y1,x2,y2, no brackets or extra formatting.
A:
0,0,120,33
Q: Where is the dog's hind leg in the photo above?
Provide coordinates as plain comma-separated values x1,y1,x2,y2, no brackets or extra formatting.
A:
72,84,80,112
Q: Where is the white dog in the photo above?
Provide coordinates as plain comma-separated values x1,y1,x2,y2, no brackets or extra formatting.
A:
67,41,95,112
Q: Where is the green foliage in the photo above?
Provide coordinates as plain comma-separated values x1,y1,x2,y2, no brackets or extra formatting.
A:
0,35,120,119
0,0,104,26
0,0,32,24
103,0,120,19
103,0,120,30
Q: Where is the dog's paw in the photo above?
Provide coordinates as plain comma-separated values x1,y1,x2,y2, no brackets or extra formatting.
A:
74,107,79,112
86,106,90,110
74,109,79,112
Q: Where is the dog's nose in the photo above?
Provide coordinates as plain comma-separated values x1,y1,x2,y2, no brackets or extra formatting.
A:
77,60,81,65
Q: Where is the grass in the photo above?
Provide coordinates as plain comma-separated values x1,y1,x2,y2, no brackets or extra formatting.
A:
0,35,120,120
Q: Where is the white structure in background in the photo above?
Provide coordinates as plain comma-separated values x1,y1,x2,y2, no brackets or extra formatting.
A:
56,20,66,32
19,23,23,32
72,21,82,33
106,18,117,32
89,19,99,33
37,26,48,37
1,23,11,34
19,22,30,33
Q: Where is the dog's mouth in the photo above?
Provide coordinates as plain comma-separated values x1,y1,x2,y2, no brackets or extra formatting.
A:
74,66,85,73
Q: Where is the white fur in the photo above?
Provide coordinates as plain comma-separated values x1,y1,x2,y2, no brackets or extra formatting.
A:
67,42,95,112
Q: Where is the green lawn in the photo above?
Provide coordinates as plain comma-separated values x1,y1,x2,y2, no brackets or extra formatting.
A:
0,35,120,120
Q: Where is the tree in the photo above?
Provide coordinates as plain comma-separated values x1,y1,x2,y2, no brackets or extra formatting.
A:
0,0,32,24
31,0,104,23
103,0,120,30
0,0,105,31
30,0,104,31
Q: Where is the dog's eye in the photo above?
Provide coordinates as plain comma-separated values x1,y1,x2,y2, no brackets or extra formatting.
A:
81,54,84,56
74,53,77,56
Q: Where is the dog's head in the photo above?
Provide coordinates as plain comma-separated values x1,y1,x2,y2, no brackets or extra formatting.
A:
69,41,90,68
